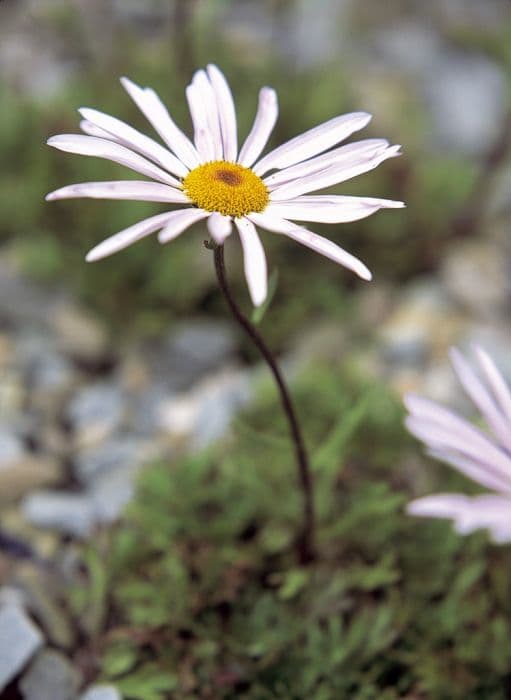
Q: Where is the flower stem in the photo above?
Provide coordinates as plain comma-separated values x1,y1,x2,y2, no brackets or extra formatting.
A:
212,243,316,563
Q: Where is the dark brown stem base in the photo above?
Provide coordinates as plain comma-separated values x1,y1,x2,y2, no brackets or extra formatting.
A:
212,243,316,564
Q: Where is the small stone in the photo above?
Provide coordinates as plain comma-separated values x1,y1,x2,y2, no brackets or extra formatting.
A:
67,383,125,449
51,301,109,362
0,604,43,692
379,280,464,366
441,239,511,317
74,437,156,484
0,369,25,419
19,649,81,700
89,462,143,524
0,428,25,468
21,491,96,538
424,52,507,156
0,455,61,503
16,566,76,649
147,320,237,391
158,368,252,449
80,684,122,700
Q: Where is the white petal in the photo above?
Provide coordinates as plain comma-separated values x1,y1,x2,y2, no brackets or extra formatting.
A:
158,208,209,243
207,212,232,245
47,134,180,187
253,112,372,176
235,218,268,306
186,83,216,162
80,119,121,141
449,348,511,454
85,211,181,261
121,77,201,169
46,181,189,203
269,145,401,200
248,212,371,281
238,87,278,168
190,70,223,159
263,139,389,190
207,64,238,162
474,345,511,425
79,107,188,178
264,196,404,224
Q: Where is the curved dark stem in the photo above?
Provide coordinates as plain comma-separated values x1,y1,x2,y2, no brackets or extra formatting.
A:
213,243,316,563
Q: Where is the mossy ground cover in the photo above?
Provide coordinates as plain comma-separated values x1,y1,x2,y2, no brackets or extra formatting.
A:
71,366,511,699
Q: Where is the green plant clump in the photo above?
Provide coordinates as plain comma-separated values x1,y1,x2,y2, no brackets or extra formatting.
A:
72,365,511,700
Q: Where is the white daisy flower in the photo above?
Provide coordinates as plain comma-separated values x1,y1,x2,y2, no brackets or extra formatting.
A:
46,64,404,306
406,345,511,543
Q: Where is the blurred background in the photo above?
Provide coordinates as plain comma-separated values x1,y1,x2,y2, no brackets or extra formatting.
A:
1,1,511,699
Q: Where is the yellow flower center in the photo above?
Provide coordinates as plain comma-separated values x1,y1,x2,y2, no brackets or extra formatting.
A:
183,161,269,218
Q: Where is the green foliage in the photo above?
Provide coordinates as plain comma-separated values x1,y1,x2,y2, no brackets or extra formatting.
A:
72,366,511,699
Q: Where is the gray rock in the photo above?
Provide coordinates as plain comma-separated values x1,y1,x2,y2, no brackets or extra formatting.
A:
148,320,237,391
50,301,109,362
379,280,463,367
373,21,441,76
19,649,81,700
80,684,122,700
458,325,511,387
21,491,96,537
74,437,156,484
0,454,61,504
0,261,56,329
282,0,351,68
89,462,143,524
423,52,506,156
67,383,125,448
158,368,253,449
0,605,43,692
441,239,511,317
0,428,25,468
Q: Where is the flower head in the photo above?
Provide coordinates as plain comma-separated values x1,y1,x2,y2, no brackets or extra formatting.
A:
46,65,403,306
406,345,511,543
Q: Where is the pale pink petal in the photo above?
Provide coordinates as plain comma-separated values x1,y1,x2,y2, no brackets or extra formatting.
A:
269,145,401,201
404,394,508,462
253,112,372,176
474,345,511,425
157,208,209,243
264,196,404,224
185,83,216,162
47,134,181,187
120,77,201,169
79,107,188,178
407,494,511,543
263,139,389,190
207,64,238,162
449,347,511,453
207,212,232,245
426,448,511,494
404,415,511,481
85,211,183,262
238,87,278,168
46,181,189,203
249,212,371,281
407,493,472,519
235,218,268,306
